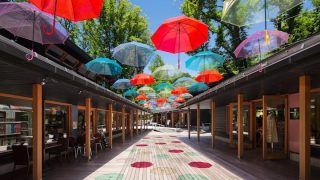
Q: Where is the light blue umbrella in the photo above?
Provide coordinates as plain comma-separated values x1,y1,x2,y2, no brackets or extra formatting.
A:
173,77,196,88
123,89,138,98
112,79,132,90
168,95,177,103
185,51,225,72
113,41,156,67
86,58,122,76
154,82,174,92
147,93,160,99
188,82,209,94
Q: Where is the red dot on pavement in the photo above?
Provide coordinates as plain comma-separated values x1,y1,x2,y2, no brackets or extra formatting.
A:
155,142,166,145
188,162,212,168
171,141,181,143
169,149,184,153
136,144,148,147
131,161,153,168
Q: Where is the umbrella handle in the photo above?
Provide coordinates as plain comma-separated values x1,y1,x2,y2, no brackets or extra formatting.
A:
25,49,34,61
42,18,56,36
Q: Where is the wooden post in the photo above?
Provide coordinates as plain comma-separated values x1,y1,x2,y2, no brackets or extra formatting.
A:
85,98,91,161
171,112,174,128
211,100,216,148
108,103,113,149
197,103,200,142
130,110,133,138
238,94,244,159
105,109,108,139
135,110,139,134
32,84,42,180
299,75,311,180
188,107,191,139
122,106,125,143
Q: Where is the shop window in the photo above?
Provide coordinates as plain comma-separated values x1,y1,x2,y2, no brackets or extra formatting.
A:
44,104,69,141
97,111,106,133
311,93,320,158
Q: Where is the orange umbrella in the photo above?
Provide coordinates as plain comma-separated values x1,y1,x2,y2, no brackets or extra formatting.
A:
136,94,148,101
156,97,168,103
130,73,155,85
195,70,223,84
174,97,186,103
171,87,188,95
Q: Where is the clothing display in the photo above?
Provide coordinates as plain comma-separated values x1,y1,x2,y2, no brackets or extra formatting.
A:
266,113,278,143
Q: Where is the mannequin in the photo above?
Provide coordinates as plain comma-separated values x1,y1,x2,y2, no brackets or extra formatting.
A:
267,111,278,151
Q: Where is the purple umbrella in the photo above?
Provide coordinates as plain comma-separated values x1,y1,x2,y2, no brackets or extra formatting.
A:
0,2,69,60
234,30,289,59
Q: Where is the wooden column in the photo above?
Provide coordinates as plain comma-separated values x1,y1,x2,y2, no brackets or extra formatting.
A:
105,110,108,138
197,103,200,142
130,110,133,138
122,106,125,143
108,104,113,149
211,100,216,148
188,107,191,139
171,112,174,128
32,84,42,180
237,94,244,159
85,98,91,161
135,110,139,134
299,75,311,180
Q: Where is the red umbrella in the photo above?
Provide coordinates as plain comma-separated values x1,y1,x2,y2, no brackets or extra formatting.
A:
171,87,188,95
172,104,180,108
136,94,148,101
130,73,155,85
195,70,223,84
151,15,208,69
156,98,168,103
174,97,186,103
30,0,103,34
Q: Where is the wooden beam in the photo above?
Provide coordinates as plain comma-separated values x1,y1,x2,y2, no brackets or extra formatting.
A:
108,103,113,149
211,100,216,148
299,75,311,180
171,112,174,128
238,94,244,159
32,84,42,180
122,106,125,143
85,98,91,161
197,103,200,142
130,109,133,138
188,107,191,139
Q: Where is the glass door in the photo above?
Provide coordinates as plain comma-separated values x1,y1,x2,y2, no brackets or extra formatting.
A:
262,95,288,160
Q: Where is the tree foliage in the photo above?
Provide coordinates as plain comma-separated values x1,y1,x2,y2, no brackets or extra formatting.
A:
148,55,165,73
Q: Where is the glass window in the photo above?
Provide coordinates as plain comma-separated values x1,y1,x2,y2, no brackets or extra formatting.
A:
44,104,69,141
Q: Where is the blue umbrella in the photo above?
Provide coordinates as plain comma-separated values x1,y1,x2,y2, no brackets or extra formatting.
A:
123,89,138,98
173,77,196,88
112,79,132,90
185,51,225,72
188,82,209,93
113,41,156,67
147,93,160,99
86,58,122,76
154,82,174,92
168,95,177,103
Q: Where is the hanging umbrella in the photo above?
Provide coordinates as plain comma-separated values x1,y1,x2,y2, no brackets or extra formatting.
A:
0,2,69,60
123,89,138,98
137,86,155,94
151,15,208,69
154,82,174,92
86,58,122,76
234,30,289,58
138,100,147,105
168,95,178,102
173,77,196,88
186,51,225,72
111,79,132,90
156,98,168,103
172,103,181,108
30,0,103,34
171,87,188,95
130,73,155,85
180,93,193,99
195,70,223,84
159,90,172,98
152,65,182,80
147,93,160,100
113,41,156,68
136,94,148,101
188,82,209,94
174,97,186,103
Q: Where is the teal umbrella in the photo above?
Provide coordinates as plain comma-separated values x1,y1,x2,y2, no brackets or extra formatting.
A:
86,58,122,76
185,51,225,72
154,82,174,92
173,77,196,88
123,89,138,99
188,82,209,94
138,100,147,105
180,93,193,99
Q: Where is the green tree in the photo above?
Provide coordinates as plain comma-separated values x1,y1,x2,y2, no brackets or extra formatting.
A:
148,55,165,73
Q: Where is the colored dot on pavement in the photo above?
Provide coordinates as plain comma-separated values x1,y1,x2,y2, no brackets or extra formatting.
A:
168,149,184,153
177,174,209,180
131,161,153,168
136,144,148,147
95,173,124,180
171,141,181,143
155,142,166,145
153,154,170,159
188,162,212,168
184,152,200,156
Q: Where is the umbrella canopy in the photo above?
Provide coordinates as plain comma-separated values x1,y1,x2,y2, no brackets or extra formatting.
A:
159,90,172,98
152,65,181,80
147,93,160,100
137,86,155,94
154,82,174,92
234,30,289,58
172,103,181,108
188,82,209,94
186,51,225,71
171,87,188,95
138,100,147,105
136,94,148,101
174,97,186,103
29,0,103,22
156,98,168,103
130,73,155,85
180,93,193,99
151,15,208,69
113,41,156,68
168,95,178,102
123,89,138,98
195,70,223,84
111,79,132,90
86,58,122,76
173,77,196,88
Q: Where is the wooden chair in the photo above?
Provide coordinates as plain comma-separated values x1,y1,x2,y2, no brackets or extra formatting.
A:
12,144,31,179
